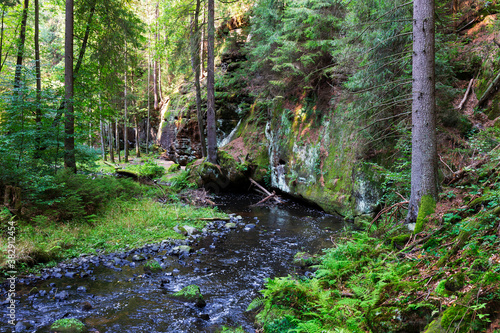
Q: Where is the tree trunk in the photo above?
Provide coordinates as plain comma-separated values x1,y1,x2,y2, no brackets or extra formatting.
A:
147,48,151,154
34,0,42,155
153,1,159,110
99,102,106,161
13,0,29,92
407,0,437,224
134,115,140,157
116,120,121,162
0,8,5,73
206,0,217,163
124,42,129,162
108,122,114,162
64,0,76,173
51,0,96,129
191,0,207,157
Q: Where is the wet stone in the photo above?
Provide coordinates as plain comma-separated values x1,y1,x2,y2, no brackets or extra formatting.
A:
53,273,62,279
64,272,75,278
132,254,146,261
54,290,69,301
77,286,87,293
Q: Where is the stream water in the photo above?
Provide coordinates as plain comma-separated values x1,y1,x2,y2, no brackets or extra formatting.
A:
1,194,343,333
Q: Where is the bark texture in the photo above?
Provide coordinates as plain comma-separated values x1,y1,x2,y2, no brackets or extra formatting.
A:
13,0,29,91
206,0,217,163
191,0,207,157
407,0,437,223
64,0,76,173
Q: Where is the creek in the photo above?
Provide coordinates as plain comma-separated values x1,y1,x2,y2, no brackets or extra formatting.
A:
1,194,343,333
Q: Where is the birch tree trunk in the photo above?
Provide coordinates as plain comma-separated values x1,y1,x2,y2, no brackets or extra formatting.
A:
407,0,437,225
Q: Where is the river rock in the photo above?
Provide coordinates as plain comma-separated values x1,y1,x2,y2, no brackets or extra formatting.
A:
183,225,198,236
54,290,69,301
77,286,87,293
132,254,146,261
172,245,192,255
293,252,320,267
224,222,237,229
81,301,93,311
170,285,206,308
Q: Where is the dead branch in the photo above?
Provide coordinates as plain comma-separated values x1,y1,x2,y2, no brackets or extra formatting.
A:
458,77,474,110
251,192,277,206
249,178,283,204
368,200,409,231
443,158,488,185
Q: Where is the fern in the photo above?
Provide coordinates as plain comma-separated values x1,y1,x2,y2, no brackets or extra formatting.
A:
247,296,265,312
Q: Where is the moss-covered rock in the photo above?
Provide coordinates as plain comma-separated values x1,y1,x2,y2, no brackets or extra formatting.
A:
444,272,465,292
424,303,482,333
171,284,206,307
391,234,411,249
293,252,320,267
367,303,433,333
50,318,87,333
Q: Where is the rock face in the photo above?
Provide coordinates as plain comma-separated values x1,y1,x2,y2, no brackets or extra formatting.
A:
156,101,203,166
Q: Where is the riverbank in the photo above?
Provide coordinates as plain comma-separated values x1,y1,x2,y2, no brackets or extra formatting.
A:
0,193,343,332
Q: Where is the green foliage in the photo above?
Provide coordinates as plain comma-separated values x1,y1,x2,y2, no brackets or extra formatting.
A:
169,170,196,192
50,318,86,333
126,160,165,178
168,163,181,173
27,170,141,221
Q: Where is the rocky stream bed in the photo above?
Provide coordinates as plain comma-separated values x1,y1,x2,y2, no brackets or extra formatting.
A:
1,194,343,333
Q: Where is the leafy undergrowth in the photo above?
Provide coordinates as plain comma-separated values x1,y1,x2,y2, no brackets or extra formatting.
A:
252,131,500,332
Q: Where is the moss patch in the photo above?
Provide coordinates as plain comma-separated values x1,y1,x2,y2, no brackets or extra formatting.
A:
50,318,87,333
415,195,436,234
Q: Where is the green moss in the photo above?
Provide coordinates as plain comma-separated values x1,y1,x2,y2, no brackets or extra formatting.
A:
293,252,320,267
391,234,411,248
171,284,206,307
444,272,465,292
168,163,181,173
50,318,87,333
415,195,436,234
435,280,451,297
441,305,470,333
